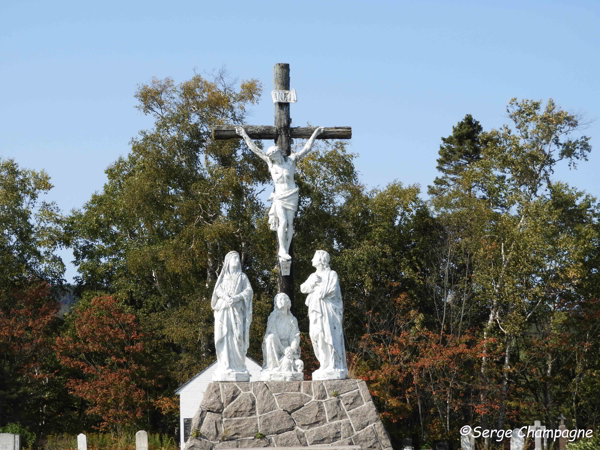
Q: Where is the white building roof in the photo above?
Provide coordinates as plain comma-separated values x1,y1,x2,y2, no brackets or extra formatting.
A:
175,356,262,394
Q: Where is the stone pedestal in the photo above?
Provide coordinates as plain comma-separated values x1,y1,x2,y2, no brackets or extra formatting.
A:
184,379,392,450
312,369,348,381
213,370,250,382
259,371,303,382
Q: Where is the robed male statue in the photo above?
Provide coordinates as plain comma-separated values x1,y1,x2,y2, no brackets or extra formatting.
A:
300,250,348,380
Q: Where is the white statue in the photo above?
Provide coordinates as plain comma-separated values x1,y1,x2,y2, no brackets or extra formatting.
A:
236,126,324,261
300,250,347,380
260,293,304,381
211,251,253,381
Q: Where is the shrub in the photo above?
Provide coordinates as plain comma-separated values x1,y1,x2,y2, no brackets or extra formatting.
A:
0,423,36,449
567,434,600,450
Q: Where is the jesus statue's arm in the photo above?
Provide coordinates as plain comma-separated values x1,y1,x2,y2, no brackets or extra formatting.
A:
292,127,324,160
236,127,269,163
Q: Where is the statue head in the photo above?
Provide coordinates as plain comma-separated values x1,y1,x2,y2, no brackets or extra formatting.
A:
311,250,330,269
223,251,241,274
266,146,283,163
274,293,291,311
212,251,242,309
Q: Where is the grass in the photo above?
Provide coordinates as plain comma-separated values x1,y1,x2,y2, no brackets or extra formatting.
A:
45,432,178,450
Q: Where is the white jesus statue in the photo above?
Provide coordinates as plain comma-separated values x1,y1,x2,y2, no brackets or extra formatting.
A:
236,126,324,261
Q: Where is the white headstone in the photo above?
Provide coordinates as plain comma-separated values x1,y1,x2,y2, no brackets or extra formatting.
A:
511,428,525,450
136,430,148,450
77,433,87,450
260,293,304,381
461,432,475,450
301,250,348,380
0,433,19,450
211,251,253,381
532,421,547,450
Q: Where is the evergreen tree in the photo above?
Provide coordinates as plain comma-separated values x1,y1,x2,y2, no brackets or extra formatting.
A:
428,114,485,197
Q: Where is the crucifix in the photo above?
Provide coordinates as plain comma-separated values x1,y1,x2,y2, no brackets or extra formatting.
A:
212,63,352,304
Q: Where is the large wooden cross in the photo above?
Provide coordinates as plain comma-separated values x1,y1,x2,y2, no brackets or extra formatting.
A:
212,63,352,305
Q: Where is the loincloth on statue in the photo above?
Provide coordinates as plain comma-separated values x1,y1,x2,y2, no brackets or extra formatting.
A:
268,188,299,230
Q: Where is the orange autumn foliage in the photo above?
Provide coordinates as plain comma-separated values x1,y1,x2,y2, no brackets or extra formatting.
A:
55,296,153,431
0,281,59,380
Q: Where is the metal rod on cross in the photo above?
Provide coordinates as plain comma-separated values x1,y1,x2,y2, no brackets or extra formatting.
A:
212,63,352,309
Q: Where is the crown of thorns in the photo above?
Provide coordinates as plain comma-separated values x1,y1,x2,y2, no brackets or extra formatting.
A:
266,146,282,157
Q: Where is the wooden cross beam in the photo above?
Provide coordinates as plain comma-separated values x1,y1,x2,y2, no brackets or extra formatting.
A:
212,63,351,149
212,126,352,140
212,63,352,306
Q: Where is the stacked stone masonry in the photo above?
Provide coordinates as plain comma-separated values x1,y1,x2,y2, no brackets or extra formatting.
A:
184,379,392,450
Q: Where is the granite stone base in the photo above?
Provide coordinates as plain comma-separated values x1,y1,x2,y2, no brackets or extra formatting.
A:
259,371,304,382
184,379,392,450
213,371,250,382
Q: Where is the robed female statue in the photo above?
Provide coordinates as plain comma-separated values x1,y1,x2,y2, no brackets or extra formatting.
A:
260,293,303,381
211,251,253,381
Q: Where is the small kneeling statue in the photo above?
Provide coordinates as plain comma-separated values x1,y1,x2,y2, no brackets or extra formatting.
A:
260,293,304,381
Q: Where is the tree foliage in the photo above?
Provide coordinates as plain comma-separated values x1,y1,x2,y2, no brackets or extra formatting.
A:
65,71,269,380
55,296,155,432
429,114,485,197
0,159,66,439
0,158,64,290
0,281,63,435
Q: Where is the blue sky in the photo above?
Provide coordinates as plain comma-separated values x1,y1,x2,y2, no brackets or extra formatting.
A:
1,0,599,283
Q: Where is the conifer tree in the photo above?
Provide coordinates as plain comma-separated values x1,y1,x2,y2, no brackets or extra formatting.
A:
428,114,485,197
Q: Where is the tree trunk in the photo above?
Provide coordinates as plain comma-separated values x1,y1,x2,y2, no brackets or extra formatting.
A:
497,336,511,430
480,305,497,450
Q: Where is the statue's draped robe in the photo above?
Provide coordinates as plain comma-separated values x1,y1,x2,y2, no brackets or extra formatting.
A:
262,309,300,371
301,269,347,374
212,267,253,373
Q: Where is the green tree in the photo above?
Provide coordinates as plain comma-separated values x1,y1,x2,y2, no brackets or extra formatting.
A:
428,114,486,198
428,98,597,446
66,71,269,381
0,159,64,290
0,159,66,436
